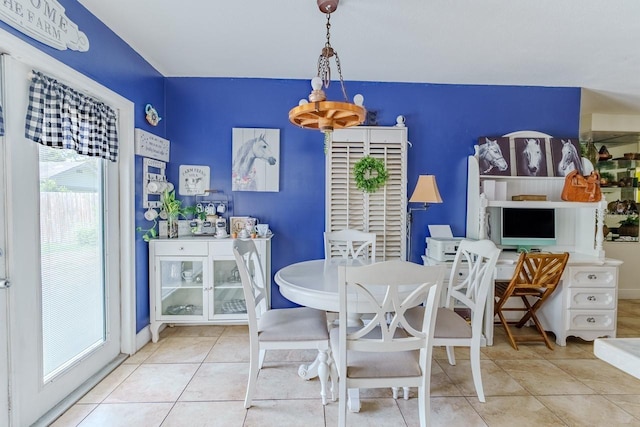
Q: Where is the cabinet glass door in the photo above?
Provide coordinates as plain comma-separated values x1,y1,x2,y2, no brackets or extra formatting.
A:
212,258,246,318
158,258,205,318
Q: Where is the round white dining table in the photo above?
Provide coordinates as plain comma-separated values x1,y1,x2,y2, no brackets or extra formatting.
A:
274,258,368,313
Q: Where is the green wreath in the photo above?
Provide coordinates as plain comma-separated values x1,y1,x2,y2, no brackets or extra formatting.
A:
353,156,389,193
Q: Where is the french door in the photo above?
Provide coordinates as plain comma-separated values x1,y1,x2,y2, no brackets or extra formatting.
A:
0,55,10,427
1,51,131,425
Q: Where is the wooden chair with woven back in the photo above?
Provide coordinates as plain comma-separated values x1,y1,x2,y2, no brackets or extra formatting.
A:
494,252,570,350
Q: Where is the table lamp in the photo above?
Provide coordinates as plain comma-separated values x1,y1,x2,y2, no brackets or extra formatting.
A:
408,175,443,262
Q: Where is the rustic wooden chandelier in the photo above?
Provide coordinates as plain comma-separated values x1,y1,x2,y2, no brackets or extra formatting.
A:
288,0,366,133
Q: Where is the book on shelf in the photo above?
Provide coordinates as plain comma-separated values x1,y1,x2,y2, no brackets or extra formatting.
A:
511,194,547,201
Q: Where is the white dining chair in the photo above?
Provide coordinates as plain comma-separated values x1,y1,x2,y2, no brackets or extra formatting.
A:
233,239,335,408
407,239,501,403
331,260,445,427
324,229,376,263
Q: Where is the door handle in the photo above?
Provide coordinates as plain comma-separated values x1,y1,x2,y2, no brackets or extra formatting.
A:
0,279,10,288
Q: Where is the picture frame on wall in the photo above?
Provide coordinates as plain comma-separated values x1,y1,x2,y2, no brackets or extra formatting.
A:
232,128,280,192
178,165,210,196
230,216,250,235
477,137,511,176
514,137,549,177
550,138,583,177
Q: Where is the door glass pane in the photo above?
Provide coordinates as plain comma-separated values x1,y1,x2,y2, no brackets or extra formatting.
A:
39,145,105,381
213,259,246,316
159,259,204,316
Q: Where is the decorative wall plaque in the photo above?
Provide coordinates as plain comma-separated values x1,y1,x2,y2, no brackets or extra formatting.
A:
0,0,89,51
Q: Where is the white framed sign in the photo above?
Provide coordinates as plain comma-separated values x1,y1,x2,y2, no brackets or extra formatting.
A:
135,128,170,162
0,0,89,51
179,165,210,196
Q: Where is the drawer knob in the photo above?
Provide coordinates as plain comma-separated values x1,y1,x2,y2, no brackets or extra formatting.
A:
179,246,184,251
586,317,596,323
587,274,597,280
587,295,597,301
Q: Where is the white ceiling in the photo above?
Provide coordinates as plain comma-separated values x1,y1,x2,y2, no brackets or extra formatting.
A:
79,0,640,113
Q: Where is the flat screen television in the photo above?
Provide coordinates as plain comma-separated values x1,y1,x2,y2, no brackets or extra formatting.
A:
501,207,556,251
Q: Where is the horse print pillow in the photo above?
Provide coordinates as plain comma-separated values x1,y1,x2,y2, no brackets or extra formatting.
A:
477,137,511,176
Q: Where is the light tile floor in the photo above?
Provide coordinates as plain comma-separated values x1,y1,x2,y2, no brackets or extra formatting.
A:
52,300,640,427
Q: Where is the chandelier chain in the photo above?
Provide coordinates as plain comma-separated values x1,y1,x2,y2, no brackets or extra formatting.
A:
316,12,349,102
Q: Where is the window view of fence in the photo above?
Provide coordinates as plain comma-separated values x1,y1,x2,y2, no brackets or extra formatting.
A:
39,146,106,380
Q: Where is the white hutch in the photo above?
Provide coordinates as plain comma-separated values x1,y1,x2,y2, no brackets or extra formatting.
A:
466,131,621,346
148,236,271,342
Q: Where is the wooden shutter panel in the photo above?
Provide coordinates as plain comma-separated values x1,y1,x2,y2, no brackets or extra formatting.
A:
326,127,407,260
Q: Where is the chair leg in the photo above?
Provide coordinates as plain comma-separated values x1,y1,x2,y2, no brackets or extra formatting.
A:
497,309,519,350
258,349,266,368
392,387,399,399
527,309,554,350
470,344,485,402
245,346,261,409
403,387,410,400
338,376,347,427
516,296,554,350
417,384,428,427
446,346,457,365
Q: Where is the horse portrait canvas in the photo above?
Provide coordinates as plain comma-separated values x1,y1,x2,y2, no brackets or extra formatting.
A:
550,138,583,177
477,137,511,176
232,128,280,192
514,137,549,177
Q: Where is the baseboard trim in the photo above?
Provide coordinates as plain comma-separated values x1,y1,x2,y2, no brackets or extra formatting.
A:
135,324,152,351
619,290,640,299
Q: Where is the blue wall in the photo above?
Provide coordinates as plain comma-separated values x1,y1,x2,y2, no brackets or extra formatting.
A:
164,78,581,310
0,2,581,332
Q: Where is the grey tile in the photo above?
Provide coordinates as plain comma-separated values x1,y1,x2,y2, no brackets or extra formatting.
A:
538,395,638,426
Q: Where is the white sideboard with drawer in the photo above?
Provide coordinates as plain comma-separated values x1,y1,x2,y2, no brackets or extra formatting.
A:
148,236,271,342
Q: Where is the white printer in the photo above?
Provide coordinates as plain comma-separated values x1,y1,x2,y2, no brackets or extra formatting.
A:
426,237,464,262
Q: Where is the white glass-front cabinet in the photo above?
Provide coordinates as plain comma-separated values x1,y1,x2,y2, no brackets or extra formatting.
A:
149,237,271,342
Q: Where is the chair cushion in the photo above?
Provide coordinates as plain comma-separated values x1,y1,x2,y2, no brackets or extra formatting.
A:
405,306,472,339
329,327,421,378
258,307,329,342
434,307,472,339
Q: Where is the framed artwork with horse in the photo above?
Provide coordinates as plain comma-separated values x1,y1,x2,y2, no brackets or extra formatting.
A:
550,138,583,177
478,134,585,178
514,137,549,177
477,137,512,176
232,128,280,192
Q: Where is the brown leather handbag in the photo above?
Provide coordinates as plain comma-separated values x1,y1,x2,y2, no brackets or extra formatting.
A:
561,170,602,202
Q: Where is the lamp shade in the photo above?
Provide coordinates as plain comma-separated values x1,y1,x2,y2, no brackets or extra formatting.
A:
409,175,443,204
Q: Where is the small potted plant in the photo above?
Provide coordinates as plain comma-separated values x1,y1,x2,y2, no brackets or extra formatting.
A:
618,214,639,237
136,190,187,241
161,189,184,238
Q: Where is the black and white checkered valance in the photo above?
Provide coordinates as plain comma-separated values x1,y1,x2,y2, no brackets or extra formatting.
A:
24,70,118,162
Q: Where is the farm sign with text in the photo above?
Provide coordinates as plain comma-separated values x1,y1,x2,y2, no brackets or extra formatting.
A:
0,0,89,51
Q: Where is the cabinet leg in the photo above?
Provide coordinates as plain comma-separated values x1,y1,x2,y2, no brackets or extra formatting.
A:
150,322,162,343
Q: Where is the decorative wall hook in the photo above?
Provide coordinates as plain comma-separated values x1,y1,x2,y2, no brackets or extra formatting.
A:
145,104,162,126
